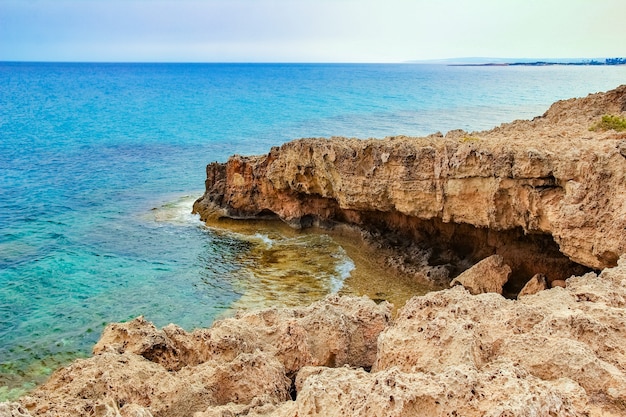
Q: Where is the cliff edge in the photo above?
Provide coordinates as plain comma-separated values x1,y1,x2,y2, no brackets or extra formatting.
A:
194,85,626,289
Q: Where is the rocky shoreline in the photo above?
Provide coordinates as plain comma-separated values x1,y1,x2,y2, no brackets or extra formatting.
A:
3,260,626,416
194,85,626,292
3,86,626,416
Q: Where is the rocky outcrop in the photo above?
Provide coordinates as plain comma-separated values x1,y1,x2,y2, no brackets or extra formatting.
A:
13,296,390,417
4,87,626,417
194,85,626,286
5,258,626,416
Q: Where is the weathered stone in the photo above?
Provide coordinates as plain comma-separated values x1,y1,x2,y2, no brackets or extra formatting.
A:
293,365,586,417
194,85,626,272
518,273,548,297
7,259,626,416
0,403,32,417
449,254,511,294
6,86,626,417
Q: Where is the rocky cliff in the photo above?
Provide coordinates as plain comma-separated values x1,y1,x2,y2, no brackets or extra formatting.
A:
194,85,626,290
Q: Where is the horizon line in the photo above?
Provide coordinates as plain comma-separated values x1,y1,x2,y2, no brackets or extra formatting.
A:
1,56,623,65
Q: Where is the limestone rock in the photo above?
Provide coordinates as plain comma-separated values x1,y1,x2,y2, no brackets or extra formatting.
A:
293,365,586,417
518,273,548,297
15,296,390,417
372,257,626,416
194,85,626,272
8,87,626,417
8,259,626,416
0,403,32,417
449,254,511,294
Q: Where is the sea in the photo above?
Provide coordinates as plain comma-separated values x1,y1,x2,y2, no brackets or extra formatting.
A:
1,62,625,399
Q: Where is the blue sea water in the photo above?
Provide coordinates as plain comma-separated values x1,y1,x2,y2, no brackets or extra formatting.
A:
1,62,625,397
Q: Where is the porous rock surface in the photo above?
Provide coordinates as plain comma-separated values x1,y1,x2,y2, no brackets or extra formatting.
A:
11,295,391,417
449,254,511,295
4,259,626,416
194,85,626,278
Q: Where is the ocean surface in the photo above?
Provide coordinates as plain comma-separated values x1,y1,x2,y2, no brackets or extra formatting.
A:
1,62,625,398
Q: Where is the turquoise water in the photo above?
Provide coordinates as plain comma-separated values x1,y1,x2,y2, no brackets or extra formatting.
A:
1,62,625,397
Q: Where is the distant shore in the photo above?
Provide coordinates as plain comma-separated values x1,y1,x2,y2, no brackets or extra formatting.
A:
450,58,626,67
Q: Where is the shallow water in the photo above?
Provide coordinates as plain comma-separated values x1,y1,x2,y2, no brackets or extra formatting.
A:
2,62,626,399
204,217,436,313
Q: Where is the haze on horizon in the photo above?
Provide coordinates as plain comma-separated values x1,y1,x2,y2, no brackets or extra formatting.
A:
1,0,624,63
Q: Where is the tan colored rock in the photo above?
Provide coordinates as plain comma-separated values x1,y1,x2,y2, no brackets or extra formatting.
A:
518,273,548,297
8,259,626,416
551,279,567,288
194,85,626,272
16,296,390,417
449,254,511,294
292,365,586,417
372,257,626,416
92,316,192,371
20,350,289,417
0,402,32,417
8,87,626,417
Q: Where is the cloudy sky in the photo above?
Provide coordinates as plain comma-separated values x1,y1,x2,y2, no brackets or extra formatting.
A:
1,0,624,62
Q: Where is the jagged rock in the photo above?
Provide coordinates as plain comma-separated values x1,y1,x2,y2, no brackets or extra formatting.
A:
194,85,626,273
372,257,626,416
293,364,586,417
19,351,289,417
15,296,390,417
93,295,391,375
518,273,548,297
0,403,32,417
7,259,626,416
449,254,511,294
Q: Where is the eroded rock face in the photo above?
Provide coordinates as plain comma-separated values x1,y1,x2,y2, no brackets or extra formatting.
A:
7,258,626,416
13,296,390,417
194,85,626,275
6,87,626,417
293,365,586,417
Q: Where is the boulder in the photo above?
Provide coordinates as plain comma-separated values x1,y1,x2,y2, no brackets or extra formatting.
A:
518,273,548,297
449,254,511,295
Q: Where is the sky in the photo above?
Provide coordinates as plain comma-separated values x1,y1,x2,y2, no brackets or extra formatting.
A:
1,0,625,63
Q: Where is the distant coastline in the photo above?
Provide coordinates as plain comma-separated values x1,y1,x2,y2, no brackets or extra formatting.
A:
451,58,626,67
408,57,626,66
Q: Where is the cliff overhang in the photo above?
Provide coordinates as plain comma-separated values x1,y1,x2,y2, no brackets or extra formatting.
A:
194,86,626,289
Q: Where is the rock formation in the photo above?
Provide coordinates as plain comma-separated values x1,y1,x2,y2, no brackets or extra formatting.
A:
194,85,626,291
11,296,390,417
449,254,511,295
518,273,548,297
4,258,626,416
